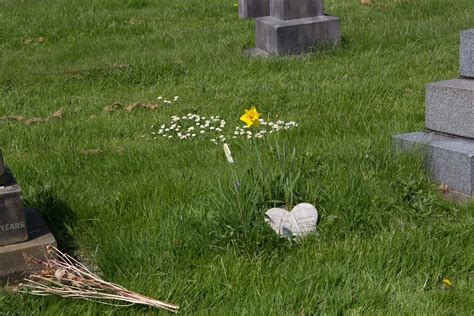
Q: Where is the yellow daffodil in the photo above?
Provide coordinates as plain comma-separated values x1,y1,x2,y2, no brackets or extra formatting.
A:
240,106,261,128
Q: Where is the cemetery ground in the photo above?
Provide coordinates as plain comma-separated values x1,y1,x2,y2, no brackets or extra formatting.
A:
0,0,473,314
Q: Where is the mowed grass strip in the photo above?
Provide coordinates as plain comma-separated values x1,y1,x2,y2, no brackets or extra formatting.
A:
1,0,473,314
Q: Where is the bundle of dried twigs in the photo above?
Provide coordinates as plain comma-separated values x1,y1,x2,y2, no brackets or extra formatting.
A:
21,246,179,313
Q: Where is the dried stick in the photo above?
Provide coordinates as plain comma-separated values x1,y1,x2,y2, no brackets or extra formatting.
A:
21,246,179,313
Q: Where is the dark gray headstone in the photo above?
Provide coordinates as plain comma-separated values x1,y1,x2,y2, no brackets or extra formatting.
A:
0,153,57,282
0,170,28,246
425,79,474,139
238,0,270,19
271,0,324,20
460,29,474,78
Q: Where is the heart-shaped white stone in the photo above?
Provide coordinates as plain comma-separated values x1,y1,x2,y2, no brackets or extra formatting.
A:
265,203,318,238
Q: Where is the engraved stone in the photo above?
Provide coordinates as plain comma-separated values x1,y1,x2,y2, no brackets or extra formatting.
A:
460,29,474,78
0,170,28,246
0,152,56,281
0,208,56,281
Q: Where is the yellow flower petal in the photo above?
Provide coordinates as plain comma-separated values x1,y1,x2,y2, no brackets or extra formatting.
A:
240,114,253,128
240,106,261,128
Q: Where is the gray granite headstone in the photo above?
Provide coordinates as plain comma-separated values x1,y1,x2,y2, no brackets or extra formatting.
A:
460,29,474,78
238,0,270,19
393,29,474,198
252,0,340,56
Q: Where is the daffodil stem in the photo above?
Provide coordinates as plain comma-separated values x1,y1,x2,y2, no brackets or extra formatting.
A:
253,137,263,170
230,167,245,227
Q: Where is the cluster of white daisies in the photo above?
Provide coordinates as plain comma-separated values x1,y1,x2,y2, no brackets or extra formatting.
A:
150,114,298,144
231,120,298,140
151,114,227,141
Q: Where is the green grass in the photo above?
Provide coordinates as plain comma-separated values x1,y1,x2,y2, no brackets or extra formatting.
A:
1,0,473,314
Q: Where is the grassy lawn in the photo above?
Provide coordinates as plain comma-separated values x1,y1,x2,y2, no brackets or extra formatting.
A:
1,0,473,314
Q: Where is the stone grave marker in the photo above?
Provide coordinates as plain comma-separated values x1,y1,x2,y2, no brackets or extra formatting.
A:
238,0,270,19
249,0,341,56
393,30,474,198
265,203,318,238
0,150,56,281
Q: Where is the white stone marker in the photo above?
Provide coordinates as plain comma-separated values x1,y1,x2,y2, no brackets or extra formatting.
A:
265,203,318,238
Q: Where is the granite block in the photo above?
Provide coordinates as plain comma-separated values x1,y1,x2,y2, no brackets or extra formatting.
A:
0,170,28,247
0,208,56,281
271,0,324,20
425,79,474,139
393,131,474,197
460,29,474,78
256,15,340,55
238,0,270,19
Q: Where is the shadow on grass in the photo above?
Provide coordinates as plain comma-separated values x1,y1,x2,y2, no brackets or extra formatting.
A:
26,187,77,253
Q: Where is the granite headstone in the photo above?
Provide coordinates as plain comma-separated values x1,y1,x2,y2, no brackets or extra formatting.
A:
252,0,340,56
394,29,474,198
0,151,56,281
0,152,28,246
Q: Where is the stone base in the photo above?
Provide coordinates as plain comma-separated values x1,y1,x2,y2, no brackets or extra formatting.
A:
0,208,56,282
426,79,474,139
393,131,474,197
245,47,271,58
238,0,270,19
255,15,340,55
